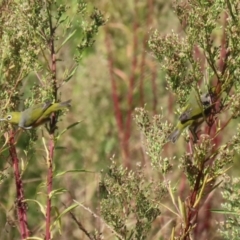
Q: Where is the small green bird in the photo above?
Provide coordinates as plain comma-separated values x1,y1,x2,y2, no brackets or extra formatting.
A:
0,100,71,129
168,93,213,143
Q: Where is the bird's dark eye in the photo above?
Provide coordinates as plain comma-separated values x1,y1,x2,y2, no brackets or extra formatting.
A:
7,115,12,120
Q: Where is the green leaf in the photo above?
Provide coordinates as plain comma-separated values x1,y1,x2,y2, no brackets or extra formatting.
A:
49,188,67,199
52,203,79,227
23,199,46,216
211,209,240,215
63,65,78,83
54,169,93,178
55,120,83,140
57,30,77,53
51,206,62,234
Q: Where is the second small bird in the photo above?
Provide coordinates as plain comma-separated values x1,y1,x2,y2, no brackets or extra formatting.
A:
168,93,213,143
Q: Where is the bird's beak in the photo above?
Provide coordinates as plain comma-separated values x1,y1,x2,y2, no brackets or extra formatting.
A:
0,118,6,121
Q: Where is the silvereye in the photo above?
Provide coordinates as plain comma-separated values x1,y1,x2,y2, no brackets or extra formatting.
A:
0,100,71,129
168,93,213,143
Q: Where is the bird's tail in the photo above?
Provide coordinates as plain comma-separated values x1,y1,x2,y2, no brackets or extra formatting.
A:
60,99,71,108
168,128,182,143
50,100,71,112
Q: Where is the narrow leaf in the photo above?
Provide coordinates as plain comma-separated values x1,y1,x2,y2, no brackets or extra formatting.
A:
57,30,77,53
51,206,62,234
53,203,79,225
63,65,78,83
23,199,46,216
54,169,93,178
49,188,67,199
211,209,240,215
56,121,83,140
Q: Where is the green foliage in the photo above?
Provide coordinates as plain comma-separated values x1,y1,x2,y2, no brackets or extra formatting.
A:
134,107,173,173
218,176,240,240
138,0,240,238
1,0,240,239
0,0,105,239
149,0,240,105
100,160,164,239
149,31,197,98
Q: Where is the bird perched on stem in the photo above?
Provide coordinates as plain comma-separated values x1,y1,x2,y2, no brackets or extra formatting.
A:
0,100,71,130
168,92,214,143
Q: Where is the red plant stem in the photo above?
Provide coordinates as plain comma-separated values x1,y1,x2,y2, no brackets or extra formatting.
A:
139,40,146,107
182,161,205,240
145,0,158,113
45,6,57,239
45,137,54,240
48,2,57,101
104,31,124,136
105,29,131,165
9,130,29,239
139,0,152,108
218,12,228,76
211,13,228,151
124,0,138,167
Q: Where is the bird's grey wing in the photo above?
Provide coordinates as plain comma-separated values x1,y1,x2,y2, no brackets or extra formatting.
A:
31,101,52,112
18,109,32,129
179,105,213,124
179,108,193,123
18,101,52,128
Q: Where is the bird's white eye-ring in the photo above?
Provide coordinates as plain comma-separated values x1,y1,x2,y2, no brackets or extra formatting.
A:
6,115,12,121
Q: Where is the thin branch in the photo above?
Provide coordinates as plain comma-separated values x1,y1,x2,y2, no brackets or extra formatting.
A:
45,2,58,239
62,202,94,240
45,138,54,240
74,201,124,240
